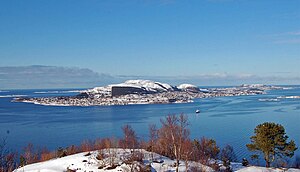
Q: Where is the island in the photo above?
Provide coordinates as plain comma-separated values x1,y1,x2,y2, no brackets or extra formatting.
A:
12,80,284,106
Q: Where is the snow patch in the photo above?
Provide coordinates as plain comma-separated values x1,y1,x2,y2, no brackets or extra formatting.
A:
85,80,175,95
177,84,198,90
277,96,300,99
34,90,84,94
0,95,27,98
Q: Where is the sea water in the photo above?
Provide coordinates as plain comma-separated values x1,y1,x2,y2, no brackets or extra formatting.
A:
0,86,299,163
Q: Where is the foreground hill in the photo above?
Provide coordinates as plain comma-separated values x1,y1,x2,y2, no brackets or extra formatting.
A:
14,149,300,172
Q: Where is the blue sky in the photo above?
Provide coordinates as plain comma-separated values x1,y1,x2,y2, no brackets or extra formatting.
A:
0,0,299,88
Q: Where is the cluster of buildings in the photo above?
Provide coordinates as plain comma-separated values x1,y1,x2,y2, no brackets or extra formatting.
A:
13,83,280,106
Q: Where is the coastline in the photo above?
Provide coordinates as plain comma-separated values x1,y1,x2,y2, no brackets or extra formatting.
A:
11,85,282,107
2,85,299,170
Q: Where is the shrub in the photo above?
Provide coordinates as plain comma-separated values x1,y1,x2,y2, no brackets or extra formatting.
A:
242,158,249,166
193,137,220,165
57,147,67,158
220,145,236,171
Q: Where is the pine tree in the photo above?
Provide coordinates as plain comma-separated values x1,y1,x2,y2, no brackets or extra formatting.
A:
247,122,297,167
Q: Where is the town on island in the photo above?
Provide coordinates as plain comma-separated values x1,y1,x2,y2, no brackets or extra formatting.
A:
13,80,285,106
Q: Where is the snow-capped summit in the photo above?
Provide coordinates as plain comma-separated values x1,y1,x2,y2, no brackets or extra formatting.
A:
177,84,200,93
177,84,198,90
122,80,174,92
87,86,111,96
84,80,177,97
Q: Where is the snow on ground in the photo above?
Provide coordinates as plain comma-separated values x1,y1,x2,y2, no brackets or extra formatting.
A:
34,90,84,94
14,149,300,172
122,80,174,92
0,95,27,98
85,80,175,95
14,149,213,172
236,166,300,172
88,86,111,94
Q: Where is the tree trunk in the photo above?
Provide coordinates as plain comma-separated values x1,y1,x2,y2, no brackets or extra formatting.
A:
185,160,188,172
265,157,270,167
176,160,179,172
264,153,270,167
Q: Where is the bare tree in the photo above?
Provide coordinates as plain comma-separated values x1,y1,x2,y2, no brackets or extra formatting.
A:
182,139,193,172
94,138,104,150
40,147,54,161
120,125,144,171
0,138,18,172
80,140,93,152
1,152,17,172
159,114,190,172
120,124,138,150
22,143,39,165
148,124,158,161
193,137,220,166
0,138,8,171
66,145,78,155
102,138,118,167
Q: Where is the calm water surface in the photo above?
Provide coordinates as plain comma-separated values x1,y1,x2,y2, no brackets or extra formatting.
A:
0,87,299,163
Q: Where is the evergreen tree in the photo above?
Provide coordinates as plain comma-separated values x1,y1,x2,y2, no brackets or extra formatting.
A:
247,122,297,167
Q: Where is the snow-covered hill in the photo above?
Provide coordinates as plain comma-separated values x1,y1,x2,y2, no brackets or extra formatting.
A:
177,84,200,93
123,80,175,92
177,84,198,90
84,80,180,97
14,149,300,172
14,149,212,172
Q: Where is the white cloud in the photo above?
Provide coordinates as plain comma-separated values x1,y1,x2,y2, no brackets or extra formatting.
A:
287,31,300,36
266,30,300,44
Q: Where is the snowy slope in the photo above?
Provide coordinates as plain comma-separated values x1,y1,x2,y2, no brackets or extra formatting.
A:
236,166,300,172
120,80,174,92
177,84,198,90
86,80,175,95
14,149,300,172
14,149,213,172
